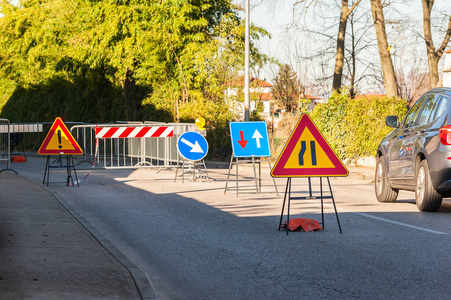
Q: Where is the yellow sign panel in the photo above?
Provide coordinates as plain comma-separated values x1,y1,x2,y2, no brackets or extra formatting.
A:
38,117,83,155
284,127,335,169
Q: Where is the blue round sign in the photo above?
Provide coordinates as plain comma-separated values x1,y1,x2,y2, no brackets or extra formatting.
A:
177,132,208,161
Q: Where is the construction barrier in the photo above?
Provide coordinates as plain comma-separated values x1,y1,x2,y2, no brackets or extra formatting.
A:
0,120,201,171
70,121,201,169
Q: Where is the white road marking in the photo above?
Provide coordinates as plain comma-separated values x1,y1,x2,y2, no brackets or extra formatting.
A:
352,211,448,235
301,199,448,235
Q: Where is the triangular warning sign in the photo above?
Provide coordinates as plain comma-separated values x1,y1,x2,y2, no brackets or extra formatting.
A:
271,114,348,177
38,117,83,155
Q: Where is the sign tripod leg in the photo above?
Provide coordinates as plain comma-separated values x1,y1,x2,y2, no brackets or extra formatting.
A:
266,159,279,196
287,178,292,235
278,178,291,232
327,177,342,233
320,177,324,229
66,155,79,187
278,177,342,235
43,155,50,185
225,156,278,196
175,157,210,183
235,157,239,196
42,155,79,187
200,160,211,183
224,156,233,195
251,157,260,192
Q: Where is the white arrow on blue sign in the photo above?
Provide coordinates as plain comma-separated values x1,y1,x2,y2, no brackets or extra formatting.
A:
229,121,270,158
177,131,209,161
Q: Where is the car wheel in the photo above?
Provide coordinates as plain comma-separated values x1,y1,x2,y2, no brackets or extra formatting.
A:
375,155,398,202
415,160,442,212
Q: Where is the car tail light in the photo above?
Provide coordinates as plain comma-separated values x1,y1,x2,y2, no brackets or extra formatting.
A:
440,125,451,145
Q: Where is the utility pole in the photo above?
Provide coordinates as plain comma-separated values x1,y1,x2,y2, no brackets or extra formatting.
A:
244,0,250,121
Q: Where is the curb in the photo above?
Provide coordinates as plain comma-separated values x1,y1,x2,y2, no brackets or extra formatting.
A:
34,180,159,300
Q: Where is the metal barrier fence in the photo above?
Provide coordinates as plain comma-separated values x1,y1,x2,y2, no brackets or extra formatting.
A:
0,119,12,172
0,120,201,170
70,122,200,169
0,122,85,155
0,122,45,155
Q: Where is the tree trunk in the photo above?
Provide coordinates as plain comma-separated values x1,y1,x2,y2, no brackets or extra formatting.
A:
349,13,356,99
332,0,362,93
332,2,348,92
422,0,451,88
427,53,440,88
370,0,398,98
124,68,137,120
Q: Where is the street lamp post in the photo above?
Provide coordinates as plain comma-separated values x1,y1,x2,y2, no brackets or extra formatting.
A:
244,0,250,121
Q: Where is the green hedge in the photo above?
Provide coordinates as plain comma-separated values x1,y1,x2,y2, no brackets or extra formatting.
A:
311,91,407,159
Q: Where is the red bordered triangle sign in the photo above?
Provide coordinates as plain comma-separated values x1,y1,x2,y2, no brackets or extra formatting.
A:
38,117,83,155
271,114,348,177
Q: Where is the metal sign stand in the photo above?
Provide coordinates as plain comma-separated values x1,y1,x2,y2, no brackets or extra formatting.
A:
279,177,342,235
43,155,79,187
175,131,209,182
174,157,210,183
224,156,279,196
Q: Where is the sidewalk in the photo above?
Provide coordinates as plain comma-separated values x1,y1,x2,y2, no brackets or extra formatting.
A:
346,166,375,183
0,171,145,300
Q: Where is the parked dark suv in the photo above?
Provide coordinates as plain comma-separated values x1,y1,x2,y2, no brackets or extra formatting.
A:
375,87,451,212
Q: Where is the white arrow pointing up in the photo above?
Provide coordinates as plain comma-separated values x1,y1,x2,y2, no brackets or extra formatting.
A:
181,138,204,153
252,129,263,148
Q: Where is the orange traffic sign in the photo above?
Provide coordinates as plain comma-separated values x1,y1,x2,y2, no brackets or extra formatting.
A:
271,114,348,177
38,117,83,155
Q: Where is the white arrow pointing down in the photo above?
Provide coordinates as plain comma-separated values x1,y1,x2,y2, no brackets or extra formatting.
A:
181,138,204,153
252,129,263,148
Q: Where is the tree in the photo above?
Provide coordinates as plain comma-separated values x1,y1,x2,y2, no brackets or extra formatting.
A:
293,0,368,91
370,0,398,98
421,0,451,88
343,6,376,98
272,64,303,112
332,0,362,93
0,0,269,123
396,68,429,106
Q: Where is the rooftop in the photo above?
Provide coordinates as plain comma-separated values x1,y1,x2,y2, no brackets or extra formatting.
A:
226,76,273,87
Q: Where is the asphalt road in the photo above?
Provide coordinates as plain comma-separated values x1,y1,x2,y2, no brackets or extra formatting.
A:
11,156,451,299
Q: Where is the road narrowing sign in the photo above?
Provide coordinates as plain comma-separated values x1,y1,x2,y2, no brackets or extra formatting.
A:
229,121,270,157
271,114,348,177
38,117,83,155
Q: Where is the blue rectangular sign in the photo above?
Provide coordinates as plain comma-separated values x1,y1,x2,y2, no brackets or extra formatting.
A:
229,121,271,157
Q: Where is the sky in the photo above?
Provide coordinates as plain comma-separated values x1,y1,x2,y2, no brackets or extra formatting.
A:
233,0,451,96
233,1,301,81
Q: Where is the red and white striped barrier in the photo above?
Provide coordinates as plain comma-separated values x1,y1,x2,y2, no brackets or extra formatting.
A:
95,126,173,139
